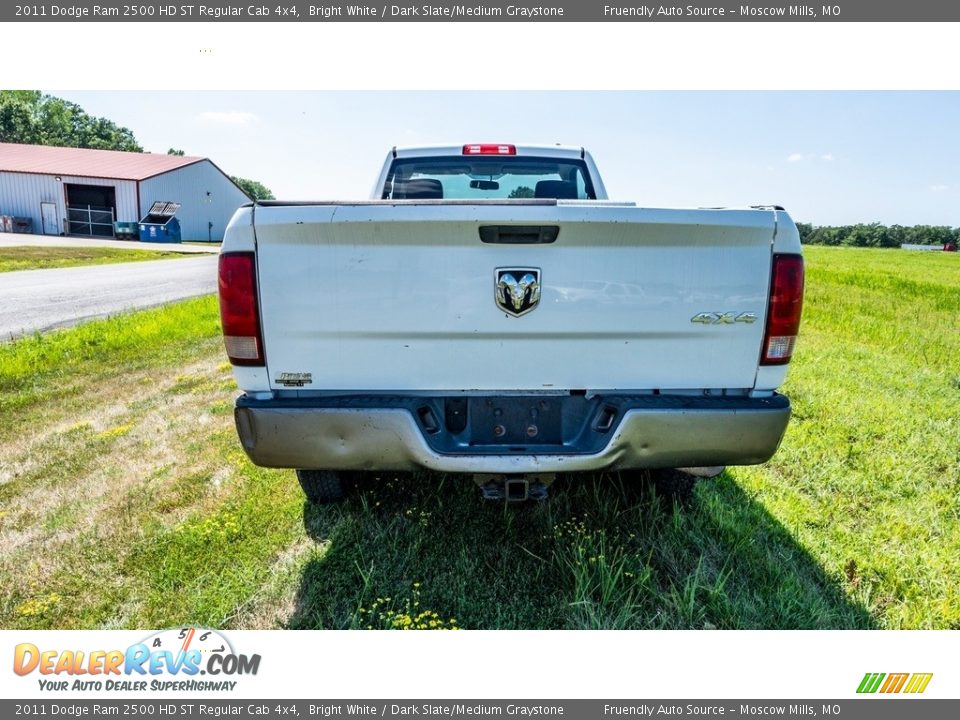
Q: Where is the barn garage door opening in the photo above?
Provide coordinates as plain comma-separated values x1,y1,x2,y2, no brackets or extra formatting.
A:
66,183,116,237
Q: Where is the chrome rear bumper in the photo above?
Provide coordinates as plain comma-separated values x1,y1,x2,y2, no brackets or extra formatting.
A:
234,394,790,473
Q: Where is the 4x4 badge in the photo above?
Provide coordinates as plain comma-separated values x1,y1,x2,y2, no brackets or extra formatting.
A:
495,268,541,317
691,312,757,325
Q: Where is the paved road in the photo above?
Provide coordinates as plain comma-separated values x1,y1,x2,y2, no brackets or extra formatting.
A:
0,256,218,340
0,233,220,253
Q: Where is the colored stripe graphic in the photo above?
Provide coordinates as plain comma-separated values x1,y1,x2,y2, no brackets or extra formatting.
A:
904,673,934,694
880,673,909,693
857,672,933,694
856,673,884,693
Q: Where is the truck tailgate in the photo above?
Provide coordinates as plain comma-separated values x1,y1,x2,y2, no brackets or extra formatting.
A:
252,202,776,392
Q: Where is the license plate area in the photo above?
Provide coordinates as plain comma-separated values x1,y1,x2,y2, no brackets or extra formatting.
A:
469,396,563,446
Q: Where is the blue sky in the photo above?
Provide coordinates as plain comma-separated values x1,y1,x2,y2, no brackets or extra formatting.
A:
54,91,960,226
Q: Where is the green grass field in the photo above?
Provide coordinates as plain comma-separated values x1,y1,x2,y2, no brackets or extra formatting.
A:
0,246,957,630
0,246,191,273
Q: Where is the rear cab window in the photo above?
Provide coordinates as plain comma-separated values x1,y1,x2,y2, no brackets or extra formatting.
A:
383,156,597,200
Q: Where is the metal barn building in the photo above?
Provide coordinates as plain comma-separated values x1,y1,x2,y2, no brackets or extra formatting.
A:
0,143,250,241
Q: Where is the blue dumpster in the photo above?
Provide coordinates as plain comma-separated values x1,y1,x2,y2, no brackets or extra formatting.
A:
139,201,182,243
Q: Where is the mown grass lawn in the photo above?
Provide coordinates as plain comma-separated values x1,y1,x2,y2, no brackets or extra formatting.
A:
0,246,957,630
0,246,192,273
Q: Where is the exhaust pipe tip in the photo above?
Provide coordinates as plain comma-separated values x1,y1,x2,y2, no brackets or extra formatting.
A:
676,465,725,478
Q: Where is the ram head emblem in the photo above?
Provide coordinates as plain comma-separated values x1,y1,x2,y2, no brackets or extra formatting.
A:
495,268,541,317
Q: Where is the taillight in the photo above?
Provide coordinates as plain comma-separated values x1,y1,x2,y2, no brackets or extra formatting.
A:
218,252,264,366
463,144,516,155
761,253,804,365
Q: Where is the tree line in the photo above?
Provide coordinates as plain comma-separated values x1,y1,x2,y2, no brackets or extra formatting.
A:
0,90,141,152
796,222,958,248
0,91,274,200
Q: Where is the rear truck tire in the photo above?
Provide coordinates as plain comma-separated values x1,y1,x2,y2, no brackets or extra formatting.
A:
296,469,357,504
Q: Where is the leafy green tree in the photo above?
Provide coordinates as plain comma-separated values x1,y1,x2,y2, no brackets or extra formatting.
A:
508,186,535,199
886,225,907,248
0,91,141,152
168,148,186,156
231,176,275,200
0,91,44,145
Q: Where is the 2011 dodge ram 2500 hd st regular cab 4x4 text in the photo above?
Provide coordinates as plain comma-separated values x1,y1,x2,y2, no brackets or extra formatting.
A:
218,144,804,503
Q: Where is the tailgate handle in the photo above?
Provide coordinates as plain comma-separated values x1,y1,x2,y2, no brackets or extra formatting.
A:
479,225,559,244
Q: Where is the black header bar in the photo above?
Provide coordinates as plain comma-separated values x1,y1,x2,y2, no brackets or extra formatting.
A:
2,700,960,720
4,1,960,22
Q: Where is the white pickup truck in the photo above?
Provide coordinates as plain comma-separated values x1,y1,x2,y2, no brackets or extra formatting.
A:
218,144,804,502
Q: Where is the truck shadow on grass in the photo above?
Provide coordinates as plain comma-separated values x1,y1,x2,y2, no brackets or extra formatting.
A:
284,470,875,630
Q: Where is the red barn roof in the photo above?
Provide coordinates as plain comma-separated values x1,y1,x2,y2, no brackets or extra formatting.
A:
0,142,205,181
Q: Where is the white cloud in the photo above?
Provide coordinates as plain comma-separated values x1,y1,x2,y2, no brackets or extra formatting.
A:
788,152,834,163
198,111,260,126
929,184,949,192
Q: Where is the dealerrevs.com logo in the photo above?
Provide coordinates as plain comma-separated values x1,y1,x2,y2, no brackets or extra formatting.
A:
13,628,260,692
